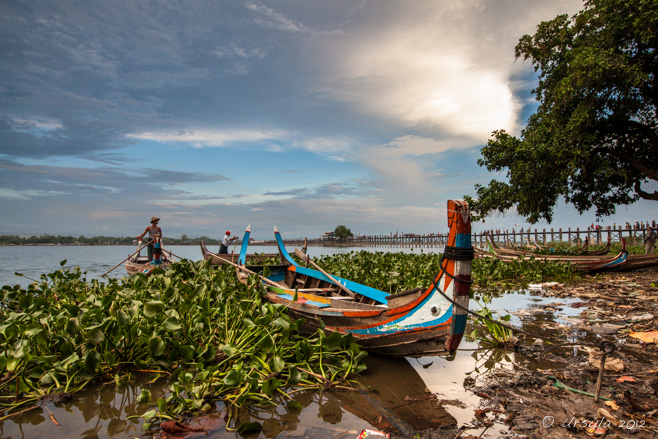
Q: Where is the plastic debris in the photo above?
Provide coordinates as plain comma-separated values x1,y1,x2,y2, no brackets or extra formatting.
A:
357,429,390,438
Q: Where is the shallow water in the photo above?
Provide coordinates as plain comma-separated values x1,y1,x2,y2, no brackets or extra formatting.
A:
0,293,587,438
0,246,593,439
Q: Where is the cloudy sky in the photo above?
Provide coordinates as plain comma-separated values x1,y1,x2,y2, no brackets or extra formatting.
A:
1,0,656,240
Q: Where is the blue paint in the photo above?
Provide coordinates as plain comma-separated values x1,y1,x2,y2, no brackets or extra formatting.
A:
456,233,471,248
238,228,251,265
276,293,330,308
274,229,389,304
451,314,467,335
347,285,452,336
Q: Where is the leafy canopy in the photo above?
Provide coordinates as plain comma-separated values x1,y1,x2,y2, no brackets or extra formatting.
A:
333,225,353,239
467,0,658,223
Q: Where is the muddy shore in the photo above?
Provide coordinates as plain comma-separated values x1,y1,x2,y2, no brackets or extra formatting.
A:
395,266,658,439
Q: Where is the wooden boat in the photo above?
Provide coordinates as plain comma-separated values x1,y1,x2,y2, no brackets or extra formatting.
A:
478,240,628,273
124,241,171,275
199,241,279,266
234,199,474,358
486,236,617,261
125,257,171,275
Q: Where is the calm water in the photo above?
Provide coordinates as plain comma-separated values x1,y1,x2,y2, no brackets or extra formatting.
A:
0,244,432,288
0,245,585,439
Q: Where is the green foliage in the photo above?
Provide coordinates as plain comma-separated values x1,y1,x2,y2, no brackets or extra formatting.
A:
469,293,514,347
467,0,658,223
0,261,366,431
309,250,578,294
333,225,353,239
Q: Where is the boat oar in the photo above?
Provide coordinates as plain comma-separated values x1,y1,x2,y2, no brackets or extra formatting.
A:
220,258,288,289
293,248,355,297
102,240,152,277
165,249,184,260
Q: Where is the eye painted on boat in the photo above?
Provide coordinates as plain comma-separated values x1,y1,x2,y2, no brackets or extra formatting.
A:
431,306,440,316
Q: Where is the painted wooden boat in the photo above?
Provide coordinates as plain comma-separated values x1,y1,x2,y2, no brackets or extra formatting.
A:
125,256,171,275
477,243,628,273
124,241,171,275
199,241,280,266
235,199,474,358
486,236,618,262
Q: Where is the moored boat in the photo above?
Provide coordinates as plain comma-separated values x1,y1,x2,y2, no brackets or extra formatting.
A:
477,238,628,273
199,241,279,266
234,199,474,357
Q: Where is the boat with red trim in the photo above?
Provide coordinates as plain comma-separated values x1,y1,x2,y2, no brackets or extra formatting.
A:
234,199,473,357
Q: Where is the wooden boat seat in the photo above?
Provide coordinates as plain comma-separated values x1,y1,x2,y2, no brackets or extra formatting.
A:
275,293,330,308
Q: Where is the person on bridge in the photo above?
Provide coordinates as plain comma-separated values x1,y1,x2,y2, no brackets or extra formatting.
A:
645,226,657,254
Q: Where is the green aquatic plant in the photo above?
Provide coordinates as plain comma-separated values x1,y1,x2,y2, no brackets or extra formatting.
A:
469,293,515,347
310,250,578,293
0,260,367,432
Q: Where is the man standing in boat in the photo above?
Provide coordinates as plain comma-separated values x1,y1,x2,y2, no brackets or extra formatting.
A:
137,216,162,261
219,230,238,254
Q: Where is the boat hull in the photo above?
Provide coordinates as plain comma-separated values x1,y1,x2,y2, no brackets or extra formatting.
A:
237,200,473,357
200,241,279,266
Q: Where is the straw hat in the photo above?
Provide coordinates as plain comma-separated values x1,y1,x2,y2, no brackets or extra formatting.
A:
150,216,160,223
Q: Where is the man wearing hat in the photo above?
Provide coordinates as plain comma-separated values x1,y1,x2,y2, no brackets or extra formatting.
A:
219,230,238,254
137,216,162,261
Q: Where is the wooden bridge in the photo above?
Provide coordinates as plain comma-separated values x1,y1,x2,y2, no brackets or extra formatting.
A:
260,225,653,249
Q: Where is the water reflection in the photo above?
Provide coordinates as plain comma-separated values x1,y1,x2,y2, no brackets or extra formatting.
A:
0,354,460,439
1,288,613,439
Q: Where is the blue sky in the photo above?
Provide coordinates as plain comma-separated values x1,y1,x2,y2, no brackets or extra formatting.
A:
1,0,656,240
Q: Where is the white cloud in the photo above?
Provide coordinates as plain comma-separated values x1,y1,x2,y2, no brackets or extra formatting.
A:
309,0,582,144
127,128,289,148
246,1,310,33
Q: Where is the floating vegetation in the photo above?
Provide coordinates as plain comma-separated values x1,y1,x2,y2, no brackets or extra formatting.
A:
311,250,579,293
468,293,514,347
0,260,367,432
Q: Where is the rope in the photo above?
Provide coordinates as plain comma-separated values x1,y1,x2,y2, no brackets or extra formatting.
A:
431,251,614,352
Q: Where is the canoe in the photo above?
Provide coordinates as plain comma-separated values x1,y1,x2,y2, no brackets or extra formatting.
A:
124,241,171,275
477,241,628,273
199,241,280,266
485,236,619,262
125,255,171,275
234,199,474,358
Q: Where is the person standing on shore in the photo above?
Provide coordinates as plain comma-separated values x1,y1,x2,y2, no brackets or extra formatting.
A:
645,226,657,254
219,231,238,254
137,217,162,261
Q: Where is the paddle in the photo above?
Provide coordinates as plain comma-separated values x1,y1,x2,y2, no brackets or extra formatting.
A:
219,258,288,289
164,249,184,260
102,240,152,277
293,248,355,297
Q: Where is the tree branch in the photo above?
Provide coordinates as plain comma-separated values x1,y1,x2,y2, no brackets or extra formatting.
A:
617,152,658,182
634,181,658,201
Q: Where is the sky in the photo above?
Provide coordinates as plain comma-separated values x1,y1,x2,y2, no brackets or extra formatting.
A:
1,0,657,241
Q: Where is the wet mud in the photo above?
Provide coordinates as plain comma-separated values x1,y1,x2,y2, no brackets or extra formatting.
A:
420,266,658,439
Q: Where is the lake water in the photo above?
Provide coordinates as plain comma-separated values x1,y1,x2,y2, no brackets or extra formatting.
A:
0,245,586,439
0,244,432,289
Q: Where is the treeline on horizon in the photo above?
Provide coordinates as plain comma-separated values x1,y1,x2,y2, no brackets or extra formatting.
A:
0,234,221,246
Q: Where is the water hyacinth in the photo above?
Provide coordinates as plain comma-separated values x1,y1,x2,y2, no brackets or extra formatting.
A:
311,250,579,293
0,259,367,431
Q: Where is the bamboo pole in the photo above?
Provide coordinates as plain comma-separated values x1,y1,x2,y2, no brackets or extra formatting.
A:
293,248,355,297
102,240,152,277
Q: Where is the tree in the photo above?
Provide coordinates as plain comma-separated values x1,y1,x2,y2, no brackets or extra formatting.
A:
334,225,353,239
466,0,658,224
